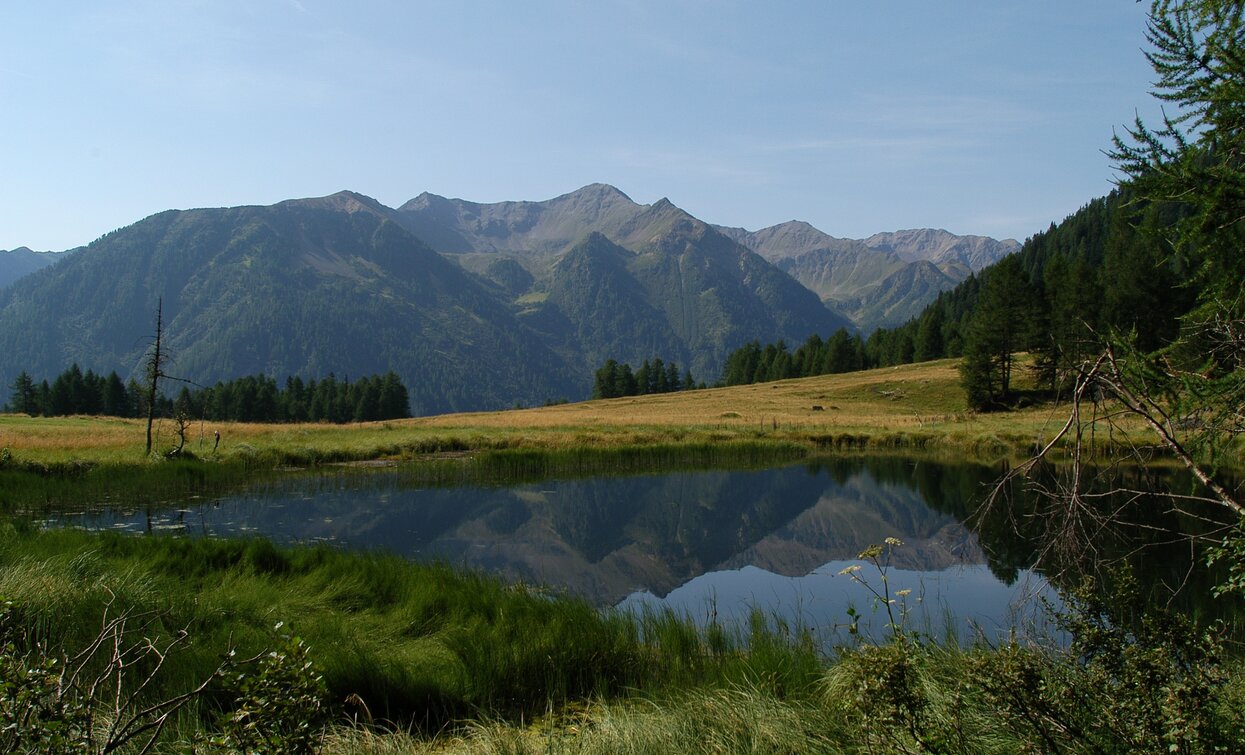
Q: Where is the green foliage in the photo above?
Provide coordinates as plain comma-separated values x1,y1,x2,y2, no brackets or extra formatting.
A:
8,365,138,419
0,598,89,753
720,328,868,387
970,571,1241,753
1207,517,1245,598
861,182,1205,393
1037,251,1103,389
958,255,1044,410
188,371,411,423
212,623,329,754
593,357,695,399
0,592,333,754
10,365,412,423
1019,0,1245,533
826,641,959,754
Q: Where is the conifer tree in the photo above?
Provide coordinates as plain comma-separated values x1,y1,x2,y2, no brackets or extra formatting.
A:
959,255,1044,410
1010,1,1245,537
9,371,37,415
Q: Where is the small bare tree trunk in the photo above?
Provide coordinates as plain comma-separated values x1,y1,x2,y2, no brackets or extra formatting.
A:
145,298,164,457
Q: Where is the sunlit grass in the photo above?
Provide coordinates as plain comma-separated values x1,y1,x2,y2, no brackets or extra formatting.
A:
0,358,1168,469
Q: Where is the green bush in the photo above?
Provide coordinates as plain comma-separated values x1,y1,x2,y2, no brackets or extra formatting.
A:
970,571,1243,753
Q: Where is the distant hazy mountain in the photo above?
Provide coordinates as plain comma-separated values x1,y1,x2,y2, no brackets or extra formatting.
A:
838,261,961,335
864,228,1020,271
714,220,867,261
0,247,72,289
396,185,854,378
718,222,1018,333
398,183,650,257
0,187,849,411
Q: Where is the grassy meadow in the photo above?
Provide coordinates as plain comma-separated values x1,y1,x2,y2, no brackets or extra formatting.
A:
0,358,1171,470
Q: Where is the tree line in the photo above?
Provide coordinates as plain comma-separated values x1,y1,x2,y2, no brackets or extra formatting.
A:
717,186,1196,412
592,357,698,399
7,365,411,424
927,188,1191,410
721,328,868,386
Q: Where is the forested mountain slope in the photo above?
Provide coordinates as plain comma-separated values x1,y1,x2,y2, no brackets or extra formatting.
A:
863,189,1195,371
0,189,849,411
0,247,72,289
0,192,579,414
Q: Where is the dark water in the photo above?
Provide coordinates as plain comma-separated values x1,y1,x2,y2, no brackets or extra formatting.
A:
45,456,1233,644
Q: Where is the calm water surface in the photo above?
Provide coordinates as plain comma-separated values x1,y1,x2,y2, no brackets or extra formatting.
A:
47,457,1092,643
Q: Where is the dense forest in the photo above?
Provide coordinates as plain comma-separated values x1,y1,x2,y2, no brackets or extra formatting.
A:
715,186,1200,410
591,357,698,399
719,329,868,386
6,365,411,423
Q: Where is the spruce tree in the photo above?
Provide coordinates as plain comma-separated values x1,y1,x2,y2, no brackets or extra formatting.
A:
9,371,38,415
914,306,945,363
959,255,1043,410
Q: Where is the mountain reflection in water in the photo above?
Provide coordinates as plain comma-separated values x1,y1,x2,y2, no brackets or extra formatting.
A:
48,457,1105,641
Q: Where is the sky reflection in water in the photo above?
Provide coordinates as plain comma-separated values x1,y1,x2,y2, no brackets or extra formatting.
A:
53,458,1062,644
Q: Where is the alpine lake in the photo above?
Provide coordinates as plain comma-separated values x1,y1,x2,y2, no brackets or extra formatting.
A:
33,453,1239,646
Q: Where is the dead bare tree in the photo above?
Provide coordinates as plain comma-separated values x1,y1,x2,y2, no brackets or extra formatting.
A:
1,592,252,754
141,297,197,457
144,298,165,457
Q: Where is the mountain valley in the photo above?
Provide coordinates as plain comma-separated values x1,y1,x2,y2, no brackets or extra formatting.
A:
0,185,1016,414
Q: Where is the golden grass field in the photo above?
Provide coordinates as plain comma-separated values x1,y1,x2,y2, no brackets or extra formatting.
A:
0,358,1158,466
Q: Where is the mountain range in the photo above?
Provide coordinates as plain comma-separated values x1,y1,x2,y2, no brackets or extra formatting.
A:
0,185,1015,414
0,247,71,290
716,222,1018,332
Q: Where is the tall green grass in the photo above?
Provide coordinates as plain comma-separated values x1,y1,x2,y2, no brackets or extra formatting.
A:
4,525,1242,752
0,526,828,734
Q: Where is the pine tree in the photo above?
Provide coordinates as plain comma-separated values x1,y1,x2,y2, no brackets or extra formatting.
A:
664,362,680,393
594,360,620,399
959,255,1044,410
9,371,38,415
1093,0,1245,517
617,363,637,397
635,360,652,396
914,306,945,363
681,368,695,391
378,372,410,419
651,358,668,393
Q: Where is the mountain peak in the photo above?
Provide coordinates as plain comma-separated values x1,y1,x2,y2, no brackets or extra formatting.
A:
563,183,633,203
864,228,1019,270
549,183,639,217
716,219,863,262
400,191,460,211
280,190,389,216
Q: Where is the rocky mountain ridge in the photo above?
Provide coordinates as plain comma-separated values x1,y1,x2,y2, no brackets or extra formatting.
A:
0,187,853,412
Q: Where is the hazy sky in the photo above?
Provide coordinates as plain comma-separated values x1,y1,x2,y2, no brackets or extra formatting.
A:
1,1,1160,251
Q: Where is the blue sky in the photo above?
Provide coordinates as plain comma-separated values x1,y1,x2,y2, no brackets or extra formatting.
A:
1,1,1159,251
